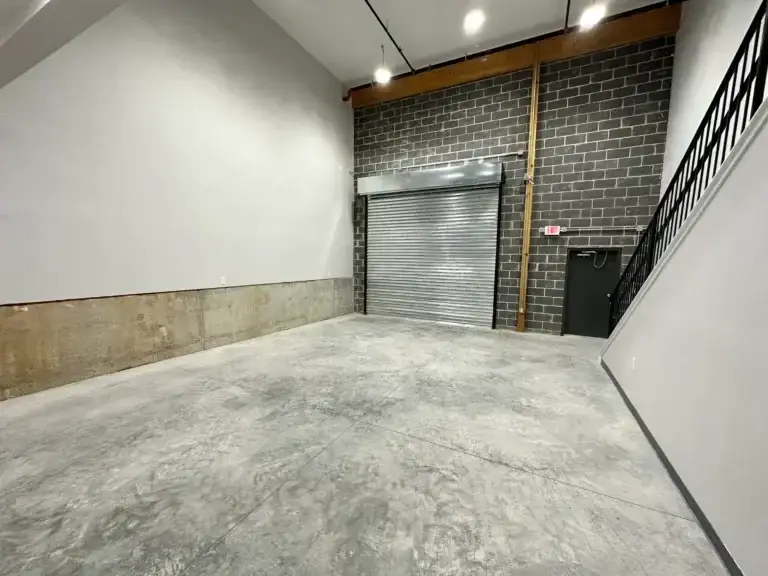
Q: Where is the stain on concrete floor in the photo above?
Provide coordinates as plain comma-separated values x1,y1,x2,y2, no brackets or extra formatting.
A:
0,315,726,575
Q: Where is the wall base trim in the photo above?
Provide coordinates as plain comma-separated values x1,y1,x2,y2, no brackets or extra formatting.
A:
600,360,743,576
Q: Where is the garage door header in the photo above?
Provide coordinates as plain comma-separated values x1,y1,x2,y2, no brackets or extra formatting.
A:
357,161,502,196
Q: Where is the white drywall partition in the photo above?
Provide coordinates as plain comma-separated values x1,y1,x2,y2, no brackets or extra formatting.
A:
602,102,768,576
661,0,763,191
0,0,353,305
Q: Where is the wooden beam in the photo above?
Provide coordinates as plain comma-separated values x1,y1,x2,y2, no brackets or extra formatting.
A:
537,4,680,63
351,44,536,108
348,4,681,108
516,51,541,333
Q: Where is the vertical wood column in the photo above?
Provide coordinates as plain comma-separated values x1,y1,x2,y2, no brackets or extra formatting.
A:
516,51,541,332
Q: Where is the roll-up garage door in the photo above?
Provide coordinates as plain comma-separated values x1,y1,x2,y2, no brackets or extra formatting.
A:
366,185,500,327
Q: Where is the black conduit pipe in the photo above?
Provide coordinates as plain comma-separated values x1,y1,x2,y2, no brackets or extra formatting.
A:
362,0,415,72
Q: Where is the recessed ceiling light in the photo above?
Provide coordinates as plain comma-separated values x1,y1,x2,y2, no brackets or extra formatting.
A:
463,9,486,35
580,4,607,30
374,67,392,85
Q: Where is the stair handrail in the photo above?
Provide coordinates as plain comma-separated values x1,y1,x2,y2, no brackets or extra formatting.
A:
609,0,768,331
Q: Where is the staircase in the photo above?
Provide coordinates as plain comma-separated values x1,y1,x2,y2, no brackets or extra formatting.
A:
609,0,768,331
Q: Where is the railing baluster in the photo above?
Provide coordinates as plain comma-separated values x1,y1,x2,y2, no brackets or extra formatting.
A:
690,136,703,218
728,54,747,151
609,1,768,332
705,113,717,194
715,92,726,171
722,74,735,160
751,12,768,116
645,216,658,277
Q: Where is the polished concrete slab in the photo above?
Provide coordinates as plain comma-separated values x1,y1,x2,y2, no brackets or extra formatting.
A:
0,315,726,575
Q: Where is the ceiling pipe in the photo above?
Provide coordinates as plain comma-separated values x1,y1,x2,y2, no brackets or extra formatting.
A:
361,0,415,72
564,0,572,31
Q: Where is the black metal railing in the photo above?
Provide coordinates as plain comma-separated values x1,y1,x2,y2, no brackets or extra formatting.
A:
610,1,768,330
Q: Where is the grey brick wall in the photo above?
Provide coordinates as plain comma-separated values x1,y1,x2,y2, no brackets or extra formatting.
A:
353,37,674,333
529,37,674,332
353,71,532,325
353,193,366,313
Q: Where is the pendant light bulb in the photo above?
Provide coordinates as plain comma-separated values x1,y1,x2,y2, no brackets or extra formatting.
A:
580,3,607,30
374,45,391,85
375,67,392,84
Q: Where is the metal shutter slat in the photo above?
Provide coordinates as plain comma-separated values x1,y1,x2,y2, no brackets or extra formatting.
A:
367,187,499,327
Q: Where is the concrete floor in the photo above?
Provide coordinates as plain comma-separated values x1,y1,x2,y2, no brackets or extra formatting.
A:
0,315,726,575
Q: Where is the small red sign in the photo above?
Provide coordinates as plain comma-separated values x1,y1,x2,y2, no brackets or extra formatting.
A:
544,225,561,236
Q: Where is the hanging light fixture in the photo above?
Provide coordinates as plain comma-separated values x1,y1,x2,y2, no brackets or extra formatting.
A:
374,45,392,85
463,9,486,35
580,2,607,30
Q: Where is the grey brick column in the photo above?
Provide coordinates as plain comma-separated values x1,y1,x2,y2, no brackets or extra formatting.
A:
353,194,366,313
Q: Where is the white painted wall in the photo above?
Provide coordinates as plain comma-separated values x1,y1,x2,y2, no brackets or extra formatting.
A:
661,0,763,191
0,0,353,305
602,102,768,576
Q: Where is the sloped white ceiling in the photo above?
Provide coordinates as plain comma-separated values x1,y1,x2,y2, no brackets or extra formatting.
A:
253,0,667,85
0,0,126,89
0,0,48,44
